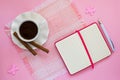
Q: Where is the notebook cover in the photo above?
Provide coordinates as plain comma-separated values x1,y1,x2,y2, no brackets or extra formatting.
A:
55,22,112,74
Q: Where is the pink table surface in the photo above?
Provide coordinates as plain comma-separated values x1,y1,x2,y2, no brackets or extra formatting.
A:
0,0,120,80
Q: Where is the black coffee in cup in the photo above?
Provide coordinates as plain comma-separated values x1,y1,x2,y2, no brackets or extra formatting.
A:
19,21,38,40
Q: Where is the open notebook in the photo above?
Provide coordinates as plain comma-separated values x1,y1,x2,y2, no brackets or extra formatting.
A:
55,22,112,74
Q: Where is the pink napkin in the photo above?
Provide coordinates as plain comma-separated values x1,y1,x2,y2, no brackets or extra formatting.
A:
5,0,86,79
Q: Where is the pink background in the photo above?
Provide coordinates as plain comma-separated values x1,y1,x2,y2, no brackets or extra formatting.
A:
0,0,120,80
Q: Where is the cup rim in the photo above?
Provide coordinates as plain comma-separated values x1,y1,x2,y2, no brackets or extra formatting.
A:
17,20,40,42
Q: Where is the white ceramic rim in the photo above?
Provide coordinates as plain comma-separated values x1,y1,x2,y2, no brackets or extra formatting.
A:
16,20,40,42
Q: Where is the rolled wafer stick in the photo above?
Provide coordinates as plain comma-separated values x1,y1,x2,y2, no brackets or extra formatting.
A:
13,32,37,56
29,41,49,53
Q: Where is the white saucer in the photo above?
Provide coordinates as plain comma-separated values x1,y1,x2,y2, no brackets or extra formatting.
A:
11,11,49,49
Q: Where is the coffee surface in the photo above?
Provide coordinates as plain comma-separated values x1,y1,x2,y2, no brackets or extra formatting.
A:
19,21,38,40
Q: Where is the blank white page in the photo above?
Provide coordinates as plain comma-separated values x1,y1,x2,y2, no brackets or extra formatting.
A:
80,24,111,63
55,33,90,74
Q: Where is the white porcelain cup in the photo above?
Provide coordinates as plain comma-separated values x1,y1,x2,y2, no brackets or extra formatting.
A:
16,20,40,42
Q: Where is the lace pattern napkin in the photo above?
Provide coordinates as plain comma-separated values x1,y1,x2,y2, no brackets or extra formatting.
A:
4,0,86,80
